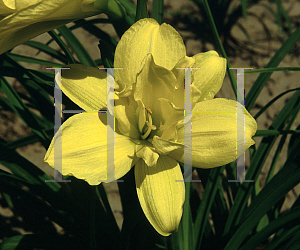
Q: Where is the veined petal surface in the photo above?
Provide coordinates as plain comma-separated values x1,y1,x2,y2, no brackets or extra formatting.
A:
192,51,226,102
0,0,108,55
44,112,135,185
115,96,140,139
169,98,257,168
135,156,185,236
62,64,107,111
134,53,177,117
114,18,186,96
171,56,201,109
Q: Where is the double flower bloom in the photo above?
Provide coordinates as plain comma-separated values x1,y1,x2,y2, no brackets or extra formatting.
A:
0,6,260,235
44,18,257,236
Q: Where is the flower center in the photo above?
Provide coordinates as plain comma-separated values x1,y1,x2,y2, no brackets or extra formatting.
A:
140,107,156,140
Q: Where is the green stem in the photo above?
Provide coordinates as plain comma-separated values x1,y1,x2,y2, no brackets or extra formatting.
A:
152,0,164,24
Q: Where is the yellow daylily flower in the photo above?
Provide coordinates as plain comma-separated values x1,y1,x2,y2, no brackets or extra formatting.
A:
0,0,124,55
44,18,257,236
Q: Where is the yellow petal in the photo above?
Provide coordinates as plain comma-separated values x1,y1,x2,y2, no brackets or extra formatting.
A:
1,0,39,15
44,112,136,185
152,135,184,155
171,55,195,82
61,64,107,111
171,56,201,109
114,96,140,139
0,0,15,11
154,98,184,141
192,51,226,102
135,156,185,236
169,98,257,168
114,18,186,96
134,53,177,115
135,143,159,167
0,0,108,55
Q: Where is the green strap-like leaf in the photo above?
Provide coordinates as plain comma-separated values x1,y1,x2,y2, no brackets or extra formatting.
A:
239,207,300,250
254,88,300,120
23,41,68,64
246,26,300,110
6,52,63,67
223,135,300,250
265,225,300,250
98,40,115,68
200,0,238,98
5,128,54,150
135,0,149,22
152,0,164,24
72,19,118,47
194,166,225,249
254,129,300,137
0,76,50,147
223,89,300,240
57,25,97,67
48,30,76,64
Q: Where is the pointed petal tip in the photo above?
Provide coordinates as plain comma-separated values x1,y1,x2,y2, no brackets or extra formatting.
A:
192,51,227,102
43,112,135,186
135,156,185,236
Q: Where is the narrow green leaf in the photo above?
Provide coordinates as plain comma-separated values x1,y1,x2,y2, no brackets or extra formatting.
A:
0,234,78,249
288,124,300,157
254,129,300,137
5,127,54,150
265,225,300,250
23,41,68,64
98,40,115,68
0,235,28,250
239,0,247,20
223,89,300,240
72,19,118,47
244,67,300,74
56,25,97,67
194,166,225,249
116,0,137,21
135,0,149,22
18,79,54,126
224,139,300,250
48,30,76,64
97,184,121,236
95,58,103,66
201,0,238,98
281,231,300,250
152,0,164,24
265,102,300,184
0,54,54,86
240,207,300,250
2,54,54,125
226,162,239,200
0,176,66,221
6,52,63,67
0,76,50,147
182,181,193,250
246,26,300,110
0,141,60,192
1,191,13,209
254,88,300,120
116,0,136,17
213,177,230,228
274,0,292,35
